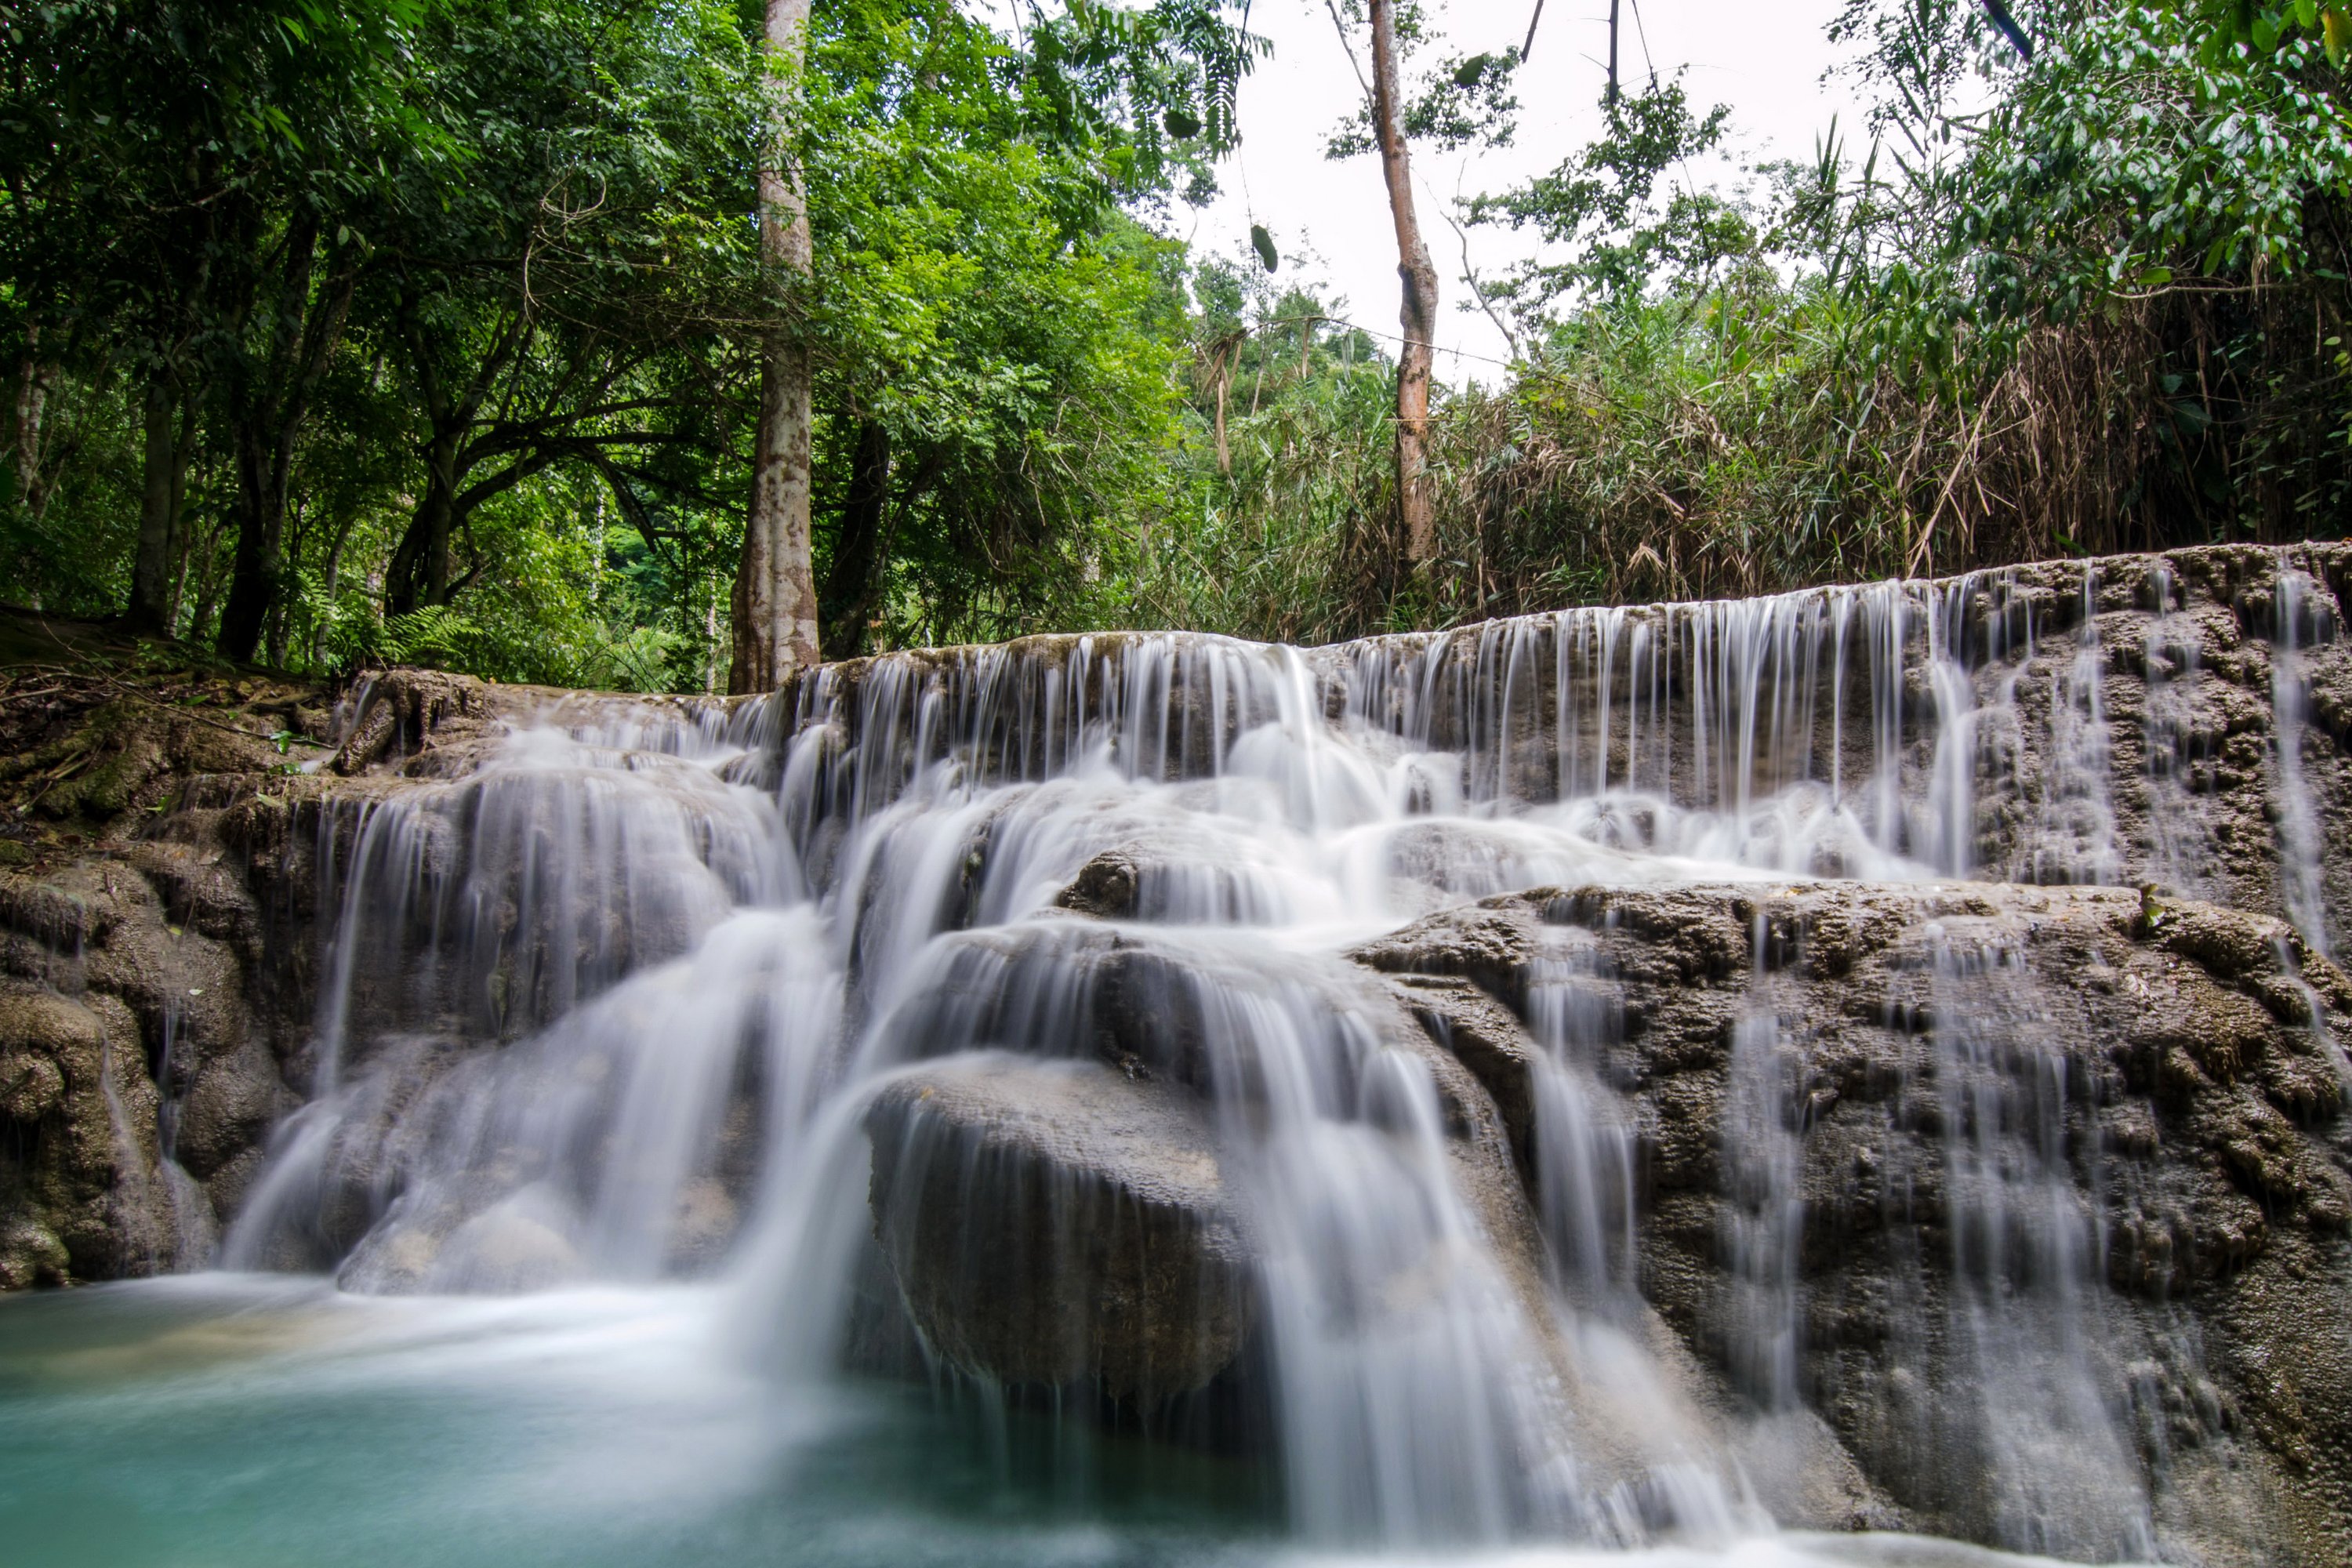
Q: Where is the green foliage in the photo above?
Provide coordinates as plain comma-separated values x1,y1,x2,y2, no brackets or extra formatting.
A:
6,0,2348,677
1140,0,2352,640
1323,1,1522,160
1022,0,1268,205
0,0,1254,683
1126,254,1397,642
1469,77,1740,310
1966,5,2352,299
789,2,1207,653
366,0,764,621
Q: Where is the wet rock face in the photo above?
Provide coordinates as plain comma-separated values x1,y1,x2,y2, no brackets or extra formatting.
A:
0,984,129,1286
0,663,565,1287
1363,881,2352,1563
1309,545,2352,935
1955,547,2352,942
866,1055,1254,1406
0,854,285,1287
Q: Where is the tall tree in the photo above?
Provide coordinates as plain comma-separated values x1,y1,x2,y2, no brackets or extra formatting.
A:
730,0,822,693
0,0,425,648
1323,3,1519,575
1366,0,1437,568
731,0,1263,684
126,376,181,632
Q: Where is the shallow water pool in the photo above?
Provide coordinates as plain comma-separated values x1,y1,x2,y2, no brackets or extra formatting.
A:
0,1276,2129,1568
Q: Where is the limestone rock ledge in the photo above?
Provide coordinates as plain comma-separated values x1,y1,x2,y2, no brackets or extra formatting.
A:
1357,880,2352,1563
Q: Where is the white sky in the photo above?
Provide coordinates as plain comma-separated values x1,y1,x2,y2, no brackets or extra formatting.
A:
1186,0,1868,383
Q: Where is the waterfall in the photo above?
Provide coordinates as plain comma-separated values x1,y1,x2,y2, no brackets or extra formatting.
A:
1719,919,1805,1413
205,551,2352,1559
2271,568,2337,957
1901,930,2154,1559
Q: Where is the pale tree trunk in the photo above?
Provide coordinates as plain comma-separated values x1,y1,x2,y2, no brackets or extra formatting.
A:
730,0,822,695
1214,350,1232,474
165,395,196,630
10,338,56,521
1367,0,1439,568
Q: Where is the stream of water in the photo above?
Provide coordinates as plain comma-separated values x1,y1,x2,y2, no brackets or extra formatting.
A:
8,561,2340,1566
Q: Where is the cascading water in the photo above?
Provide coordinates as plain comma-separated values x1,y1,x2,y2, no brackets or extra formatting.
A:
1719,926,1806,1414
1523,932,1639,1308
2270,570,2337,958
1894,931,2154,1559
13,550,2352,1568
2140,562,2215,899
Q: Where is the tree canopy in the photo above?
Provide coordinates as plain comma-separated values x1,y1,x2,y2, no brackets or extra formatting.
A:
2,0,2348,679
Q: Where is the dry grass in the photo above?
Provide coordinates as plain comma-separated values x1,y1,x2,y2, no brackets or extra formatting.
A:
1249,278,2352,637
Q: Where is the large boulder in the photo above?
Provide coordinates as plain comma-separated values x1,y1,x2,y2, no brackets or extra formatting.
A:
864,1053,1254,1408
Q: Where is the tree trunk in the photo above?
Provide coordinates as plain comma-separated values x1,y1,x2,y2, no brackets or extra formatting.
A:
265,581,289,670
1367,0,1439,568
1214,351,1232,474
218,420,289,661
822,418,890,659
216,217,351,662
165,394,195,629
9,332,54,517
387,431,461,616
730,0,822,694
126,372,180,634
